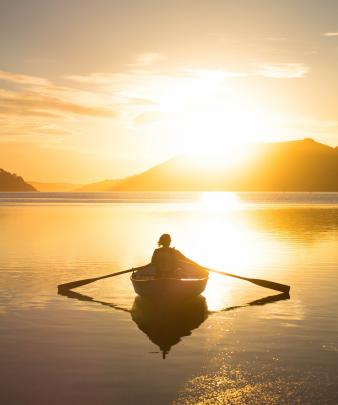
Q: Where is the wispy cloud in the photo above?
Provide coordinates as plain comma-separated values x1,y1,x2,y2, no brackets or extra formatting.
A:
266,37,287,41
257,63,309,78
130,52,166,67
0,118,78,140
185,68,248,79
64,72,122,85
132,111,176,127
64,66,251,134
0,91,116,118
322,32,338,37
0,70,118,142
0,70,51,86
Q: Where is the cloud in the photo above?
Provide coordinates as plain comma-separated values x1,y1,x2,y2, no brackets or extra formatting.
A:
65,66,252,134
257,63,309,78
0,106,60,118
266,37,287,41
0,90,116,118
0,119,76,139
0,70,51,86
65,67,247,92
185,68,248,79
33,124,81,136
132,111,175,127
131,52,166,67
128,97,158,106
322,32,338,37
0,69,122,148
64,72,121,85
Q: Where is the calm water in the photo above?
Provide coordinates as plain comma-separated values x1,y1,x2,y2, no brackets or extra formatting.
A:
0,192,337,404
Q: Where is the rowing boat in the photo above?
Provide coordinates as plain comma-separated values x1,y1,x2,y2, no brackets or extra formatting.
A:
131,262,209,299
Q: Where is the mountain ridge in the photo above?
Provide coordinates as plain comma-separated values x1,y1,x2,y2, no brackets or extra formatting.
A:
3,138,337,192
112,138,338,191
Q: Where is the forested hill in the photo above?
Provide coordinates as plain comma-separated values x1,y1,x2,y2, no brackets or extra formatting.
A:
0,169,36,191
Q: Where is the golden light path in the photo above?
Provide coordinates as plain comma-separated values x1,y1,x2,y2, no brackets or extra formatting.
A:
199,192,240,211
171,192,285,311
66,192,283,311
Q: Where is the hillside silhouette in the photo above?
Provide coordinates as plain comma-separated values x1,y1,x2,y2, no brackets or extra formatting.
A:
75,179,121,192
111,138,337,191
0,169,36,191
29,181,82,192
15,138,338,192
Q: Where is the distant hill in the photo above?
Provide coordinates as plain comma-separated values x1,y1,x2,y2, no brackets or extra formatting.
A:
112,139,338,191
18,138,336,192
0,169,36,191
75,179,122,192
29,182,83,192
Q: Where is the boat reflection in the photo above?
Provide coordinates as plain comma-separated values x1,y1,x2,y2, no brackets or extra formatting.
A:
132,295,208,358
58,288,289,359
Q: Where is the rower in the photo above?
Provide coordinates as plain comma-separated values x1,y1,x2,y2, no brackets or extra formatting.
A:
151,234,197,276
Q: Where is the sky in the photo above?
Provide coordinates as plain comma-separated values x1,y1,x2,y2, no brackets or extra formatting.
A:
1,0,338,183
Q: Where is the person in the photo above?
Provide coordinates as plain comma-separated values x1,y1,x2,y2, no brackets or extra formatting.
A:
151,234,197,276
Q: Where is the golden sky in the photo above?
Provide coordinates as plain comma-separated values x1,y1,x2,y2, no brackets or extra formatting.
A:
1,0,338,182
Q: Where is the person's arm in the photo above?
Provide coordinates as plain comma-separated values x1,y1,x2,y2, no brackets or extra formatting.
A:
174,249,199,266
151,249,158,264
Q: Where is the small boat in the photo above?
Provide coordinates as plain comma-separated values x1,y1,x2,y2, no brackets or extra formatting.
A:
131,262,209,299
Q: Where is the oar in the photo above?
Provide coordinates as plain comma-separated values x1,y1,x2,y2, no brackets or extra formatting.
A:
57,264,150,292
201,266,290,293
179,260,290,293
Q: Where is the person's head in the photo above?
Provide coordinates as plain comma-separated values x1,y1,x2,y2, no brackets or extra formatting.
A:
158,233,171,248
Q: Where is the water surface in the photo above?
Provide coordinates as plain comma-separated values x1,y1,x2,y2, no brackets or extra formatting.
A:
0,192,337,404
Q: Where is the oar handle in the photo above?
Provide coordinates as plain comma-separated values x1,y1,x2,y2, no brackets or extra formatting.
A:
179,260,290,293
91,268,134,282
57,263,151,291
202,267,249,281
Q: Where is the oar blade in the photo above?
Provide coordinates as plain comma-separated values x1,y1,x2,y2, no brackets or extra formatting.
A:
248,277,290,293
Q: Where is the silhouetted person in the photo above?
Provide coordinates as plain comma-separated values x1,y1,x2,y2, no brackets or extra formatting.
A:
151,234,197,276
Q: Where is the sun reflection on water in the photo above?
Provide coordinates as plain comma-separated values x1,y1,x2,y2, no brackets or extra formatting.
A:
179,216,283,300
171,192,288,311
199,192,240,211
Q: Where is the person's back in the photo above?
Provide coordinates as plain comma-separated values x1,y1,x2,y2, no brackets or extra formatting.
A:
151,233,197,276
151,246,178,275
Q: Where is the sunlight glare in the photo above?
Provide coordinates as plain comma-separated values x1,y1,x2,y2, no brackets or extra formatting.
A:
199,192,240,211
133,69,281,163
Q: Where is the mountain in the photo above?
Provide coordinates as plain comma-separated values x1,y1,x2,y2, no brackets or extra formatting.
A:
0,169,37,191
75,179,121,192
112,139,338,191
29,182,83,192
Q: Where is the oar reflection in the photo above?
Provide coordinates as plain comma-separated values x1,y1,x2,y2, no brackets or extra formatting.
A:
58,289,290,359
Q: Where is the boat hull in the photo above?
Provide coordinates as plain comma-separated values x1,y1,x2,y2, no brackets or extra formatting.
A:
131,264,208,299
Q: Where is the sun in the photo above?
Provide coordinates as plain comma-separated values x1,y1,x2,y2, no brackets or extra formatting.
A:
139,69,281,164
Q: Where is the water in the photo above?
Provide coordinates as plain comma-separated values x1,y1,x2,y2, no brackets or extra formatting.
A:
0,192,337,404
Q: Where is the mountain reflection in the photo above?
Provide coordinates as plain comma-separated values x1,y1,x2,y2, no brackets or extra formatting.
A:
58,289,289,359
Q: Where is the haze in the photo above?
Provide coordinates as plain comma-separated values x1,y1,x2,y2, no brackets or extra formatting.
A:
1,0,338,182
